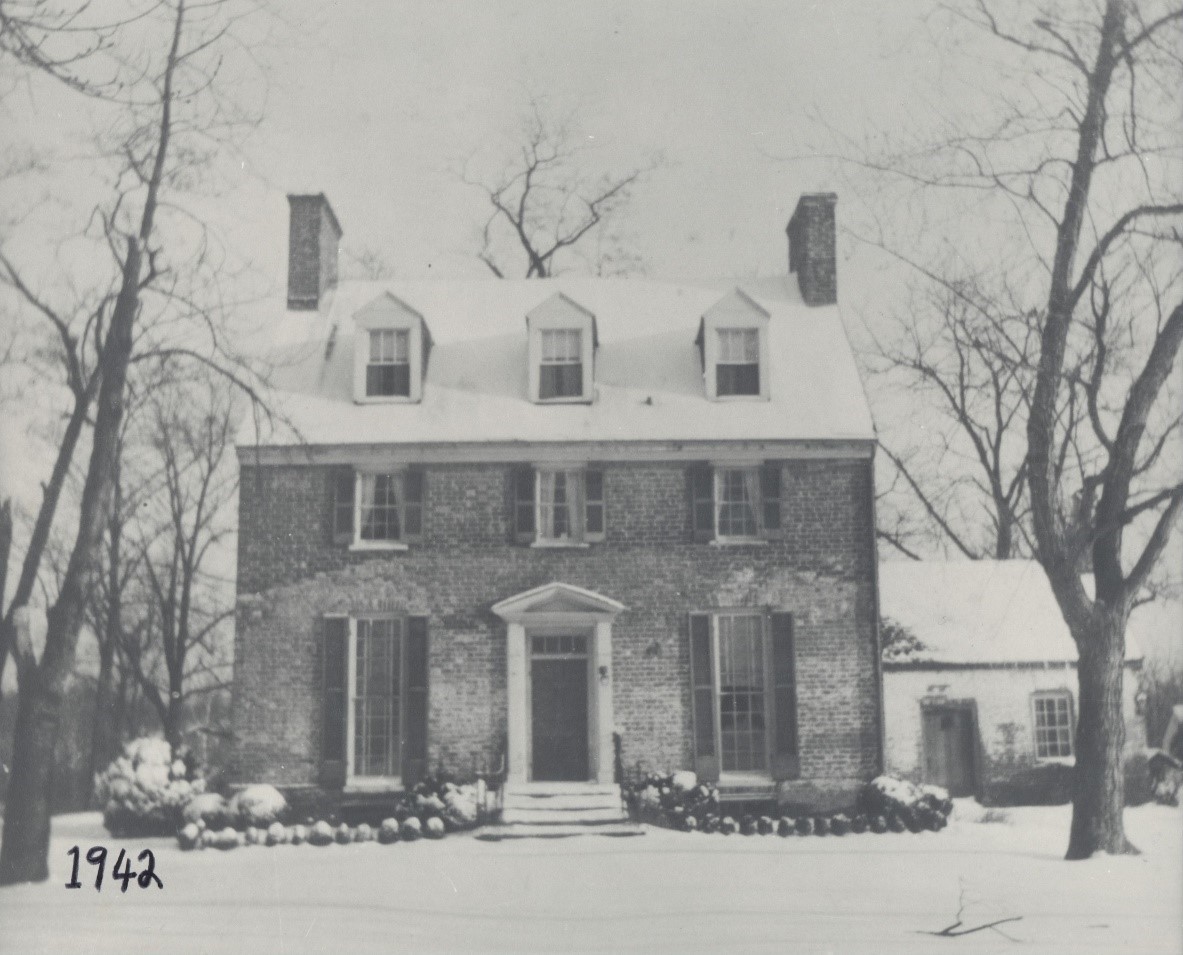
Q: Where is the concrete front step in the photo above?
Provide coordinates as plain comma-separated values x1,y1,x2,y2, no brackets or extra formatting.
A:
502,792,623,812
476,822,643,841
504,782,619,797
501,806,627,825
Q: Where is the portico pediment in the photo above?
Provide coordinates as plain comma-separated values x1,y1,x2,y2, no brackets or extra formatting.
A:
492,582,625,623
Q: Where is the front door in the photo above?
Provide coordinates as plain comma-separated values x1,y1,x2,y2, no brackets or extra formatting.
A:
530,635,589,782
922,706,976,796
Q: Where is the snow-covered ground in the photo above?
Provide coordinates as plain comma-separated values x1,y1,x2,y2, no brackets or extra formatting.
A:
0,801,1178,954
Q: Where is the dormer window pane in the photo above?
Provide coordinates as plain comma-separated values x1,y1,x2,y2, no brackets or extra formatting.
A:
716,329,760,396
366,329,411,397
539,329,583,399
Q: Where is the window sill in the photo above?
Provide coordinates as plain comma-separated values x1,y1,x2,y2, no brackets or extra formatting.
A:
349,541,410,552
710,394,769,402
532,396,592,405
344,777,404,793
353,395,419,405
1034,756,1075,766
709,538,769,547
530,540,591,549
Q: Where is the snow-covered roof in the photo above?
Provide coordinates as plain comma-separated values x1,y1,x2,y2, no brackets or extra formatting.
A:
236,275,875,449
879,560,1142,666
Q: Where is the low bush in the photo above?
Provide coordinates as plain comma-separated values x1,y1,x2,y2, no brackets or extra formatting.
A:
96,737,206,837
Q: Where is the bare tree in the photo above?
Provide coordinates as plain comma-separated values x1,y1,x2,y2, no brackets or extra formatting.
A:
463,100,659,278
871,270,1037,560
116,380,237,750
0,0,265,884
837,0,1182,858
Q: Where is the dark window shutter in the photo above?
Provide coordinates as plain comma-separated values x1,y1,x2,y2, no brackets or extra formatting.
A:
512,467,536,544
689,613,719,782
770,612,800,780
331,470,354,544
403,616,429,788
404,468,425,538
584,468,604,538
320,617,348,788
689,466,714,542
760,463,782,534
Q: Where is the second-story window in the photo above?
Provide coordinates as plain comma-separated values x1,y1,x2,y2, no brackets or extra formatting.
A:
513,466,604,545
539,329,583,400
366,329,411,398
716,329,760,396
335,469,424,548
691,463,782,543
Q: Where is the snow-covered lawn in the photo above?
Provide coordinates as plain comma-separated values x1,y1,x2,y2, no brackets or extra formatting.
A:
0,800,1178,954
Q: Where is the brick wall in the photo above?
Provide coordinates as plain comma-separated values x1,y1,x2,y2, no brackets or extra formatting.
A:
883,664,1146,800
231,457,881,806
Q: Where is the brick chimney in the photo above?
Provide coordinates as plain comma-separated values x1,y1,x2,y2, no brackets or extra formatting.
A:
786,193,837,306
287,193,342,310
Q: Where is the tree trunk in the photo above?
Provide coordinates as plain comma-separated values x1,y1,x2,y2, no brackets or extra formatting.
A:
0,673,61,884
1067,612,1135,859
164,691,184,752
84,638,118,806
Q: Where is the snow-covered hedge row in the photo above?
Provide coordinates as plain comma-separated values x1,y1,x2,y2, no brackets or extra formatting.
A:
623,772,953,836
176,776,481,850
96,738,207,837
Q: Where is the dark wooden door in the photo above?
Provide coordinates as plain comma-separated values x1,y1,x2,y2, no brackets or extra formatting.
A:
531,658,588,782
922,707,976,796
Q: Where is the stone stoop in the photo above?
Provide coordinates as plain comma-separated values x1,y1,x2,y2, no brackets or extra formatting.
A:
477,782,643,841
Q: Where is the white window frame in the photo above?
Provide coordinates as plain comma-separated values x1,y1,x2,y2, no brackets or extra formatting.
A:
345,616,405,791
1032,690,1075,763
350,470,414,551
700,289,771,402
710,611,773,783
526,293,596,404
529,466,604,548
364,328,411,398
715,328,761,397
352,293,427,404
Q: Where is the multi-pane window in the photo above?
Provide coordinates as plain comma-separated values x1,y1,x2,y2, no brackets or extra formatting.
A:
513,467,605,544
693,465,780,541
352,618,402,777
539,329,583,399
1034,693,1074,759
717,614,767,772
354,471,424,545
366,329,411,398
716,329,760,397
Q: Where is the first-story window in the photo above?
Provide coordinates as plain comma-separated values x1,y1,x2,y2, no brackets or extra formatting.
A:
689,611,798,781
321,616,429,788
332,469,424,547
691,463,782,542
513,466,605,544
1033,692,1074,759
366,329,411,398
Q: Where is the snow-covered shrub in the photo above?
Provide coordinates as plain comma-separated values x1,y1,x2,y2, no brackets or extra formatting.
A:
401,816,423,841
230,784,288,827
623,771,719,828
829,813,851,836
859,775,951,832
290,824,308,846
424,816,446,839
96,737,206,837
814,815,830,836
354,823,373,843
214,827,241,850
266,822,288,845
333,823,352,845
777,816,795,837
850,814,868,834
177,823,201,850
308,821,333,846
377,819,400,844
795,816,814,836
182,793,230,830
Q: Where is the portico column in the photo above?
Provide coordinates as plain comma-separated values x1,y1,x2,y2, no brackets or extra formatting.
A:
506,621,528,785
593,619,615,785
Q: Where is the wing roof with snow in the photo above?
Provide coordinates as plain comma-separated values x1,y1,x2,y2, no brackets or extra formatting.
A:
237,275,875,448
879,559,1141,666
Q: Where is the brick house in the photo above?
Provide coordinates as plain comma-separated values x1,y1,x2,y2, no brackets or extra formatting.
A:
229,192,883,812
880,560,1145,803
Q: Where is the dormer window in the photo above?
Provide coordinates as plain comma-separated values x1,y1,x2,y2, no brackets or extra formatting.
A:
352,293,431,404
698,289,771,401
540,329,583,399
527,292,596,403
366,329,411,397
716,329,760,396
